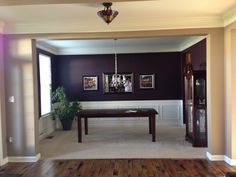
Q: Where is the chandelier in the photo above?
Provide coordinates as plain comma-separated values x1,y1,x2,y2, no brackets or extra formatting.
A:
111,39,126,89
97,2,119,24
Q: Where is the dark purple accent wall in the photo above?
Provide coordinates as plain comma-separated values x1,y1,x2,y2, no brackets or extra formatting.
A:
53,52,182,101
183,39,206,70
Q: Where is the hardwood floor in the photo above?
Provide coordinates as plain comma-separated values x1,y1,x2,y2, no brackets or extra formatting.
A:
0,159,236,177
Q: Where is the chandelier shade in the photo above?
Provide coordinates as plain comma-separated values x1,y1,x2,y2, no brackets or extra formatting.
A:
97,2,118,24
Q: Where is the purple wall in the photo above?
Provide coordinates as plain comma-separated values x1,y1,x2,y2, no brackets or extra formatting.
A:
183,39,206,70
53,52,182,101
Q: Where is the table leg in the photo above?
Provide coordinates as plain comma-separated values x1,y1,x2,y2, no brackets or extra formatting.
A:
85,117,88,135
151,115,156,142
149,117,152,134
78,116,82,143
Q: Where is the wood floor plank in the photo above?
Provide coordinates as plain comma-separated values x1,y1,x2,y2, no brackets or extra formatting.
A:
0,159,236,177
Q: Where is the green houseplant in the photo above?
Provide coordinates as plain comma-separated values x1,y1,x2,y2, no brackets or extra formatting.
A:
51,86,81,130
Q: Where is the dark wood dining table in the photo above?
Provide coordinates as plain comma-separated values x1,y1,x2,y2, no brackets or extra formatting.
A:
77,108,158,142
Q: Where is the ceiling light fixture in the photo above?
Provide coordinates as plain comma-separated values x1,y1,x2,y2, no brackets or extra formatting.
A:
97,2,118,24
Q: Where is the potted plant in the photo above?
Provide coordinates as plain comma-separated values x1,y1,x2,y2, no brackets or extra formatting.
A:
51,86,81,130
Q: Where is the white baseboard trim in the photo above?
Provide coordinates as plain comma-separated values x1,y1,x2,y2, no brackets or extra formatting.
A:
39,115,56,141
224,155,236,166
39,127,55,141
0,157,9,166
8,153,41,163
207,152,236,166
206,151,224,161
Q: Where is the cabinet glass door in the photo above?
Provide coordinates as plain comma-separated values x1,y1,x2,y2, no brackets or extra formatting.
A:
185,76,193,136
195,78,207,141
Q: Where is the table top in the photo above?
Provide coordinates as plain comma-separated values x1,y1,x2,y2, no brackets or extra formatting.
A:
77,108,158,117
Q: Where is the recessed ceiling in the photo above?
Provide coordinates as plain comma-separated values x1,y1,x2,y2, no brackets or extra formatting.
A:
37,36,206,55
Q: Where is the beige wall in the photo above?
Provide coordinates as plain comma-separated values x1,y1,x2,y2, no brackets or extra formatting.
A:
4,36,38,156
0,35,7,161
232,29,236,159
224,22,236,159
2,27,225,158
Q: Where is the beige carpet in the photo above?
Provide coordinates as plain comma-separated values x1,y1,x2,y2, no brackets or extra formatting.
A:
39,119,207,159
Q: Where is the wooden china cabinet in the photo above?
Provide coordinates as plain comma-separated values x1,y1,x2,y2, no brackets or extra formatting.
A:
184,53,207,147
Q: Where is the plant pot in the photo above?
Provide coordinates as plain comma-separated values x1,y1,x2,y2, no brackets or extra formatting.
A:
60,119,73,130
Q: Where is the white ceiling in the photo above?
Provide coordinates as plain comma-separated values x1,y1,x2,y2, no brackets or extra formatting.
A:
37,36,206,55
0,0,236,34
0,0,232,54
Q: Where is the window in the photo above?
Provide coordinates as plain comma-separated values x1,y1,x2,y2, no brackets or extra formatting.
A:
38,53,52,116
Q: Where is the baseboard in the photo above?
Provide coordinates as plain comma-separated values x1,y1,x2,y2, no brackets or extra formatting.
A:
224,155,236,166
0,157,9,166
206,151,224,161
207,152,236,166
39,115,56,141
8,153,41,163
39,128,55,140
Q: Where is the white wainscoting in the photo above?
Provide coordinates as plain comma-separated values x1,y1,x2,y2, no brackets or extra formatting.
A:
81,100,183,126
38,114,56,140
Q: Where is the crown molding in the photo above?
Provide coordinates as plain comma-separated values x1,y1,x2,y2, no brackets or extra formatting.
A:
3,16,223,34
37,40,182,55
56,45,180,55
223,6,236,27
179,36,206,51
36,41,58,54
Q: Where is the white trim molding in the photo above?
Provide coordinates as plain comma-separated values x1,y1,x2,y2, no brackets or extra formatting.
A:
1,157,8,166
207,152,236,166
8,153,41,163
39,114,56,141
223,6,236,27
206,152,224,161
224,156,236,166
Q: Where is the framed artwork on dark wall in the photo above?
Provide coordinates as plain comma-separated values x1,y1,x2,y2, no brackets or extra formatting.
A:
103,73,133,93
139,74,155,89
83,76,98,91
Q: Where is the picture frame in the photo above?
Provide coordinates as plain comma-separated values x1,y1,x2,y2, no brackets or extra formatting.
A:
139,74,155,89
103,72,133,93
83,76,98,91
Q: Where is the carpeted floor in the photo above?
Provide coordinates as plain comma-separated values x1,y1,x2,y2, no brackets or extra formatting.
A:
40,119,207,159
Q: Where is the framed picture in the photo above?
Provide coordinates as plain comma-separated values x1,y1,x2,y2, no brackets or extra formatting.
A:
83,76,98,91
103,73,133,93
139,74,155,89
